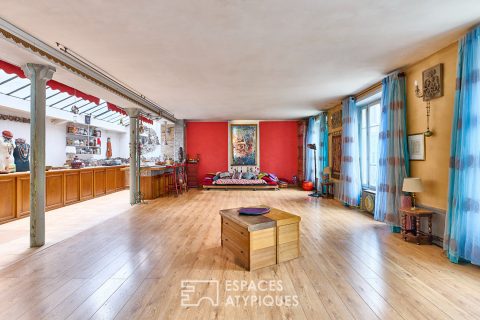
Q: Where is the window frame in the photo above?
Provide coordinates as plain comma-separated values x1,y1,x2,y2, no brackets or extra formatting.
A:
359,98,381,191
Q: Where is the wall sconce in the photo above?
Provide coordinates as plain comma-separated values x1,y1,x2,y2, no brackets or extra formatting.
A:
413,63,444,138
414,81,433,137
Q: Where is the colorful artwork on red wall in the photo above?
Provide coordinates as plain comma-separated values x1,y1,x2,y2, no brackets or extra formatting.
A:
231,124,257,166
186,121,298,182
332,132,342,179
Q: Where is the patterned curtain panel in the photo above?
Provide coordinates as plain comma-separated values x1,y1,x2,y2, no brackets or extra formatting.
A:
319,112,329,174
305,116,319,183
444,26,480,265
338,97,362,206
374,72,409,228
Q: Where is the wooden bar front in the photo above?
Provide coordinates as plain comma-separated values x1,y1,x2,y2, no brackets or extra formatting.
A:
140,166,171,200
0,165,128,224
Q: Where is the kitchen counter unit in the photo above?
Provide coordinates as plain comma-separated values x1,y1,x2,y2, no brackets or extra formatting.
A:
140,166,172,200
0,165,128,224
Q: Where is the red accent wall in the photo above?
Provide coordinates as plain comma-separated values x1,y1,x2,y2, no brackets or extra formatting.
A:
185,121,298,183
186,121,229,180
260,121,298,182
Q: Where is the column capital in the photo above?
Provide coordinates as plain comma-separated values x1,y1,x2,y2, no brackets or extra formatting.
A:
21,63,56,81
126,108,140,118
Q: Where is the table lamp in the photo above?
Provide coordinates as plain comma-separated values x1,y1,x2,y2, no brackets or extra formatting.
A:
402,178,423,210
323,166,331,182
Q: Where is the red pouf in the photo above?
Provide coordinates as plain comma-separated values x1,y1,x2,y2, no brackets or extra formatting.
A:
302,181,314,191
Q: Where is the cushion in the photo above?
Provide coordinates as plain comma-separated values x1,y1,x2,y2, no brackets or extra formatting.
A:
232,171,243,179
268,173,279,181
242,172,256,180
213,174,220,181
257,172,268,179
262,176,273,183
219,171,231,179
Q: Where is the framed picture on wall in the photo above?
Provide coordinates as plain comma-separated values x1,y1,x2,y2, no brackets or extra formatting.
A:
408,133,425,161
331,110,342,130
231,124,257,166
331,132,342,179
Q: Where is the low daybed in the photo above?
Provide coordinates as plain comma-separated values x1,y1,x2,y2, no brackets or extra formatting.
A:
202,173,279,190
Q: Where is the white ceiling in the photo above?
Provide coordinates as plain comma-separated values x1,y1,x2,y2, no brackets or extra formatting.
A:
1,0,479,120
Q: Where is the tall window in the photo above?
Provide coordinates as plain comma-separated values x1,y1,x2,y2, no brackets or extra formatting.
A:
360,100,380,189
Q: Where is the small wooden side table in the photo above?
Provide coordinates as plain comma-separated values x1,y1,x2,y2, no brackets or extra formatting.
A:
399,207,433,245
320,182,334,199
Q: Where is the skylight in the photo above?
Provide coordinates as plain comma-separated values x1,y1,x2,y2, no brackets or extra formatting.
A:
0,69,129,125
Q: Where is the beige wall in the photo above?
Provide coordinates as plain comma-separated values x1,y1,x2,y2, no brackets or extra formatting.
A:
325,41,458,211
405,42,458,210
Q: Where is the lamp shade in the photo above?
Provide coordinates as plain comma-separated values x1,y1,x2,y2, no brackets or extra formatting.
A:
402,178,423,193
323,167,331,174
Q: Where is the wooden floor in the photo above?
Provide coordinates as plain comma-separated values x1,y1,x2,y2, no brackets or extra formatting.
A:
0,189,480,320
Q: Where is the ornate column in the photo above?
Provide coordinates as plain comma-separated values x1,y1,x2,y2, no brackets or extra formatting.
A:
126,108,140,205
22,63,56,247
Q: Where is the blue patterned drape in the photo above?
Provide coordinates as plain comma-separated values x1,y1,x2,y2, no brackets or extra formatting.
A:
374,72,409,228
338,97,362,206
305,113,328,187
319,112,329,174
305,116,319,183
444,26,480,265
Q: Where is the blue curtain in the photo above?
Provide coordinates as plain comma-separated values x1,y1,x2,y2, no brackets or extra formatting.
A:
319,112,329,175
444,26,480,265
338,97,362,206
305,116,319,183
374,72,409,228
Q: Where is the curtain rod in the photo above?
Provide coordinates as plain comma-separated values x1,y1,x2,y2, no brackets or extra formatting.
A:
355,81,382,100
345,71,406,104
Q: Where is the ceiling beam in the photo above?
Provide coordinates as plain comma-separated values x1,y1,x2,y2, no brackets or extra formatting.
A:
0,17,176,122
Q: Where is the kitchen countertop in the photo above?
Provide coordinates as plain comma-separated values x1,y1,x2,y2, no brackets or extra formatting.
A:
0,164,129,176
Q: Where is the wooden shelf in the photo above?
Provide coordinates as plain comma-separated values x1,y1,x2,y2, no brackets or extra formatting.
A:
186,162,199,188
67,145,101,148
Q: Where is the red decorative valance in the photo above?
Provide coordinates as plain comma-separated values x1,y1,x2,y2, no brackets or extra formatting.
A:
107,102,153,125
47,80,100,105
139,116,154,125
1,59,154,125
0,59,99,104
0,60,26,78
107,102,127,115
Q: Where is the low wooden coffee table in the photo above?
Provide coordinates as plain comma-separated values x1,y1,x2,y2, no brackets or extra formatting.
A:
220,206,301,271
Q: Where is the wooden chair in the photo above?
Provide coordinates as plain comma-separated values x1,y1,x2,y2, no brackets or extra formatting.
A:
166,165,179,197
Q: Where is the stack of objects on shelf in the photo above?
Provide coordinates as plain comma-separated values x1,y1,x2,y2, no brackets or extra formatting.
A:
66,122,102,156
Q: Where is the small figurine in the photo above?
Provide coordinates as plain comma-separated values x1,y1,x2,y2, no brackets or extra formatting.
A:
106,137,112,159
13,138,30,172
0,130,15,173
178,147,185,163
